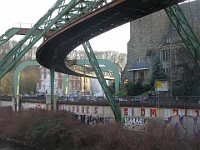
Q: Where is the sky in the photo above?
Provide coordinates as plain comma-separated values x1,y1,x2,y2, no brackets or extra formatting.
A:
0,0,130,54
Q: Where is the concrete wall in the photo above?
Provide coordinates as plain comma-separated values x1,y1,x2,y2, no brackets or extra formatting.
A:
1,100,200,137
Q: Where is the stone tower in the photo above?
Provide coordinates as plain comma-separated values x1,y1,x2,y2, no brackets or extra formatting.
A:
122,1,200,87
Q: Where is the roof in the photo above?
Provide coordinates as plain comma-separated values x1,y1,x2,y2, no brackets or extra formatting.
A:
127,61,148,71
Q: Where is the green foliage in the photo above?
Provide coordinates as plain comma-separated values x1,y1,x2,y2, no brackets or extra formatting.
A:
174,77,200,96
150,55,167,86
116,89,127,97
125,82,150,96
19,67,39,95
108,81,115,95
172,48,200,96
0,72,13,95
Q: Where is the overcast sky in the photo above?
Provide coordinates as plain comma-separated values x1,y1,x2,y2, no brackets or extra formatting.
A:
0,0,130,53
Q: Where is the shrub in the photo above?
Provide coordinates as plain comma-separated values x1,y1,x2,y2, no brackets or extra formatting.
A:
125,82,150,96
0,108,199,150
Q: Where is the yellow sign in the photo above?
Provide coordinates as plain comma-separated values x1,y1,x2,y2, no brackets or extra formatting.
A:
155,81,169,91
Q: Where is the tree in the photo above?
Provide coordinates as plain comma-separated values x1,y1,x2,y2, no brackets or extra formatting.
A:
173,46,200,96
67,50,127,70
108,80,115,95
0,40,37,61
150,55,167,87
0,72,13,96
19,67,39,95
125,82,150,96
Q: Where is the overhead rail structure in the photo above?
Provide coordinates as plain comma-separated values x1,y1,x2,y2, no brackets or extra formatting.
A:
36,0,185,120
2,0,198,120
13,59,119,98
0,0,184,79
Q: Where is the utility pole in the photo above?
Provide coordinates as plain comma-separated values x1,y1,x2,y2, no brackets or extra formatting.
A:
170,40,173,101
84,55,86,100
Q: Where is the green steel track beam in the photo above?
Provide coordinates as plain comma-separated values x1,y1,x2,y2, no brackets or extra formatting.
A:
13,61,39,98
0,0,109,79
0,28,21,46
82,41,121,121
165,4,200,66
0,0,78,79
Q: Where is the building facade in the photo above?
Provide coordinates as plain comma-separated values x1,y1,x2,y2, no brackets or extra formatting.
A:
38,66,63,95
122,1,200,86
38,66,90,97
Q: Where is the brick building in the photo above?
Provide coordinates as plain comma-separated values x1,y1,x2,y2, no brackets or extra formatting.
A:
38,66,90,96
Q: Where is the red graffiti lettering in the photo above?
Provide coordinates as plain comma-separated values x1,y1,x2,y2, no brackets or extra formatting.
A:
195,110,199,116
95,107,98,114
37,104,41,109
124,108,128,116
173,109,178,115
86,107,89,113
132,108,134,116
150,109,156,117
77,107,79,113
141,108,145,116
82,107,84,113
185,109,187,116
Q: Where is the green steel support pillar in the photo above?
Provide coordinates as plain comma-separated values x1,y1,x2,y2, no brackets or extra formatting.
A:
14,60,118,101
0,0,79,79
14,61,39,99
165,4,200,66
82,41,121,121
50,65,56,111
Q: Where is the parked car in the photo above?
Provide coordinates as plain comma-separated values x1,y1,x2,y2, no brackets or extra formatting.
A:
112,96,127,102
131,96,142,103
119,98,128,102
112,96,119,101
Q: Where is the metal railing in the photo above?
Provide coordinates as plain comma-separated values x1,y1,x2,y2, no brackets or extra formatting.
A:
2,95,199,109
0,96,12,101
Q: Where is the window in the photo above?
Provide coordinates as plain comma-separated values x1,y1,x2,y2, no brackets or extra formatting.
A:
163,67,170,74
162,49,171,61
41,73,44,80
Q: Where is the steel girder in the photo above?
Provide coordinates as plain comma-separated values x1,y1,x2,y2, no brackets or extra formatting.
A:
0,28,21,46
82,41,121,121
165,4,200,66
0,0,110,79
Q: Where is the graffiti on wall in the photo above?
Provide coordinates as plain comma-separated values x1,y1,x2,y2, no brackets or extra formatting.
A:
59,104,107,115
164,115,200,138
122,117,148,132
123,108,200,118
74,114,114,125
21,103,46,110
164,108,200,118
123,107,157,117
